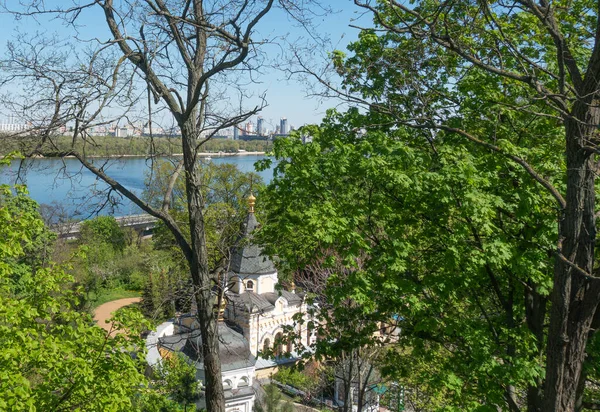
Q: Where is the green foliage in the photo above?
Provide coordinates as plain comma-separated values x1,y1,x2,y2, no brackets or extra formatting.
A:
80,215,127,252
260,384,294,412
144,160,264,270
0,184,151,410
259,104,560,409
154,353,200,410
140,249,190,321
258,0,600,407
0,134,270,157
274,368,314,392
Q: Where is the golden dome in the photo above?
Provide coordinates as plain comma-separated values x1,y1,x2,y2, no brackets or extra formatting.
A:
247,193,256,213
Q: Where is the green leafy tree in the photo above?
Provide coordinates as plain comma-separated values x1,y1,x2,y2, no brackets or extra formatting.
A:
0,182,150,410
258,106,561,411
326,2,600,409
80,215,127,252
261,0,600,409
143,161,264,309
154,353,200,411
260,384,294,412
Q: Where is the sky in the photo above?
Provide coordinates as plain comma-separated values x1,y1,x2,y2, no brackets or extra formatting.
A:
0,1,374,128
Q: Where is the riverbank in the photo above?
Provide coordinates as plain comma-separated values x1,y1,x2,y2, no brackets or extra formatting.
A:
1,151,267,160
59,151,266,159
0,134,271,158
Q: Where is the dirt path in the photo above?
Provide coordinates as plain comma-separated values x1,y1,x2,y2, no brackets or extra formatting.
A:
94,297,142,335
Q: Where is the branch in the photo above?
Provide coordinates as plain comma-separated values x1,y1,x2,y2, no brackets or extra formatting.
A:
101,0,183,117
162,159,184,213
66,150,193,262
431,124,566,209
554,250,600,283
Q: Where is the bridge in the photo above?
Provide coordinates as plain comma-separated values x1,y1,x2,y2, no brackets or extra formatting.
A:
52,214,160,240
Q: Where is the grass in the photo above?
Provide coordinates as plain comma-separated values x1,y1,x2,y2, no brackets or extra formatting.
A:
89,288,142,309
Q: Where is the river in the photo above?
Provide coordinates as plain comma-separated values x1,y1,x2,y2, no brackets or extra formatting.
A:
0,155,273,220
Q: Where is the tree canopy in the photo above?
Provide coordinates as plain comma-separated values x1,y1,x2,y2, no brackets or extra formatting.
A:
0,176,150,410
260,0,600,409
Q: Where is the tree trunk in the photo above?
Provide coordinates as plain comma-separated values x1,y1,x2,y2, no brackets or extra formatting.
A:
543,102,600,411
525,283,546,411
181,119,225,412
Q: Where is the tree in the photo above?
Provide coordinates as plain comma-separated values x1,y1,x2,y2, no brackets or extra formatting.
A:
80,215,127,252
0,2,318,411
259,384,294,412
334,348,382,412
0,174,150,410
141,161,264,320
154,353,201,411
258,104,565,411
262,0,600,409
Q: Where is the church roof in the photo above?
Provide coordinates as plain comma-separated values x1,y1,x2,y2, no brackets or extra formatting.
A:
230,212,276,275
158,322,256,372
226,290,304,313
227,291,274,313
263,290,303,306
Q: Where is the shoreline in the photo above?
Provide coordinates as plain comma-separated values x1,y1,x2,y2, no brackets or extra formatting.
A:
3,151,266,160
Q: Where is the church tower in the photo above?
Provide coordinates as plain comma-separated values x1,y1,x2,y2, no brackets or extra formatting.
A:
228,193,278,295
225,194,305,357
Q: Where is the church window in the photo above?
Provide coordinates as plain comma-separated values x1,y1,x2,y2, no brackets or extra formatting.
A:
263,338,270,354
246,280,254,291
223,379,232,390
275,332,283,357
239,376,249,387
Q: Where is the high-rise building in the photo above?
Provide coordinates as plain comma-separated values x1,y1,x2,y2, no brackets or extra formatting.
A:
280,117,288,135
245,121,254,134
257,117,264,136
233,125,239,140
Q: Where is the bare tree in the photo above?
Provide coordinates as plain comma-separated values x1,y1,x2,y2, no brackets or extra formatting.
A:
0,1,326,411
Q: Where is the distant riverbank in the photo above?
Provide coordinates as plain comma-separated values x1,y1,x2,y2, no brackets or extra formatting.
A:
1,151,267,160
0,135,271,158
56,151,266,159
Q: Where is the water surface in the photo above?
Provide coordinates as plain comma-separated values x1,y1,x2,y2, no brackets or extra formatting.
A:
0,155,273,220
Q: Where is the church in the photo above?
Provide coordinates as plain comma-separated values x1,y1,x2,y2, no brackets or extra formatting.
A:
224,193,315,361
146,194,315,412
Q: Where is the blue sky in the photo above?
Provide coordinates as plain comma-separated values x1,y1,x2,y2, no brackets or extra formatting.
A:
0,1,373,128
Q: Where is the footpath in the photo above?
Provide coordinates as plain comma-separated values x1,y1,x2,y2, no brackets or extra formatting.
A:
93,297,141,335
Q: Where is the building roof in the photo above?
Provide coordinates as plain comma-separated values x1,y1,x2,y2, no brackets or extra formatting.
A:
227,289,304,314
230,212,276,275
227,291,274,313
263,290,303,306
158,322,256,372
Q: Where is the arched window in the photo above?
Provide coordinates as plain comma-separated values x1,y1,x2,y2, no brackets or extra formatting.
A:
263,338,270,355
246,280,254,291
275,332,283,357
238,376,249,387
287,340,293,356
223,379,232,390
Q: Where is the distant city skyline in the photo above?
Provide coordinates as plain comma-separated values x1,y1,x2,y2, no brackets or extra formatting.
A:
0,4,372,128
